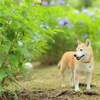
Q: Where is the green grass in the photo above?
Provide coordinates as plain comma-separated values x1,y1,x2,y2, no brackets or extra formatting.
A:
14,61,100,91
5,61,100,91
4,61,100,99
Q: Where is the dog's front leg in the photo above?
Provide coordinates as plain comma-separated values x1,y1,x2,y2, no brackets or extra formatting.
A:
74,72,80,91
86,72,92,90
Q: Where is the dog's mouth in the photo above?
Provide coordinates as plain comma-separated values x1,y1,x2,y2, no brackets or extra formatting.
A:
76,54,85,60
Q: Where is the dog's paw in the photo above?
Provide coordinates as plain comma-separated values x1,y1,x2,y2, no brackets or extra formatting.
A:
86,87,91,90
75,89,80,92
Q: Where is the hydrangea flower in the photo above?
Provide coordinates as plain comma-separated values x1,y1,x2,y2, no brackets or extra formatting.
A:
58,19,70,26
32,3,35,5
56,17,61,20
63,19,70,24
66,3,70,7
18,41,23,46
70,24,74,28
59,21,64,25
25,62,33,69
50,1,56,6
7,21,12,24
40,24,48,29
82,9,89,14
58,0,65,5
89,12,94,17
83,34,88,39
74,10,79,14
41,1,48,6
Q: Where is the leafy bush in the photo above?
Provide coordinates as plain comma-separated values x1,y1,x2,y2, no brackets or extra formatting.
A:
39,1,100,65
0,0,55,95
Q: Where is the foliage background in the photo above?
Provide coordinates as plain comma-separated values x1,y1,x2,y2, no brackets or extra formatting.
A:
39,0,100,65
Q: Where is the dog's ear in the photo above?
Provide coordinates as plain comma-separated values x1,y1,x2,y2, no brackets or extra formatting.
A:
77,40,81,45
85,39,91,47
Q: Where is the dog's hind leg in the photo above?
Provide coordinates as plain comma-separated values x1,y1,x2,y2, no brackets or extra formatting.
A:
60,66,69,87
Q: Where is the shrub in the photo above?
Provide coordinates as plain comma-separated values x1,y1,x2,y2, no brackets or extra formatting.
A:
0,0,55,95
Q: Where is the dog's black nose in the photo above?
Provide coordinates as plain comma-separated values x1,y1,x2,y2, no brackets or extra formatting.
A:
74,54,77,57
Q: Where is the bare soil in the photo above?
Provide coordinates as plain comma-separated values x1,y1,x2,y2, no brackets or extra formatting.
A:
1,86,100,100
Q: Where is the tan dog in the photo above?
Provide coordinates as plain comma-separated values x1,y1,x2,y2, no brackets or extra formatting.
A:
58,39,94,91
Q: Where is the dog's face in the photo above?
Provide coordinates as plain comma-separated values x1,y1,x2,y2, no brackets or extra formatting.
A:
74,39,92,61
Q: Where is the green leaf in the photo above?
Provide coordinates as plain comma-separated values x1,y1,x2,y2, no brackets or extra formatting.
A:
6,70,16,77
4,1,11,7
0,70,7,78
0,45,8,52
22,11,28,18
14,19,22,27
0,84,2,92
52,29,64,33
0,84,2,97
25,0,32,5
6,29,15,41
0,11,5,16
0,34,6,39
20,48,32,57
26,27,35,35
0,55,4,63
15,85,20,90
9,59,18,68
0,92,2,97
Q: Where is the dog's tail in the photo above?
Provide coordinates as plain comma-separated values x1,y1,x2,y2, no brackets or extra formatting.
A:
58,60,61,69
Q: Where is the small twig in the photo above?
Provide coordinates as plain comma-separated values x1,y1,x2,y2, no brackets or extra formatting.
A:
84,90,100,96
1,77,8,87
9,77,26,90
2,92,7,100
55,89,73,97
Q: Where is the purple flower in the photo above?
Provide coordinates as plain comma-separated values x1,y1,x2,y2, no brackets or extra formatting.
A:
32,3,35,5
50,1,56,6
42,1,48,6
58,19,70,26
58,0,65,5
70,24,74,28
82,9,89,14
58,21,64,26
63,19,70,25
83,34,88,39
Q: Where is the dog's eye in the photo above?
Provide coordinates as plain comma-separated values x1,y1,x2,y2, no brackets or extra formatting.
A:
80,49,83,51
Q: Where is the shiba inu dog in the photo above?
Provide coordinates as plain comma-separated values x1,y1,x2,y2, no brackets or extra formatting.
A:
58,39,94,91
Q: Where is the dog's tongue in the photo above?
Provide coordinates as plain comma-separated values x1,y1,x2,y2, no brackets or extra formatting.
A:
76,57,81,60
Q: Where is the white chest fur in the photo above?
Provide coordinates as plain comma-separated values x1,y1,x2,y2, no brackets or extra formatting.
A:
75,62,94,75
